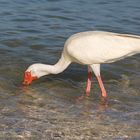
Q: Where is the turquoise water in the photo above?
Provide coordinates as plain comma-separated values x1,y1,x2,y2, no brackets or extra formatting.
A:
0,0,140,139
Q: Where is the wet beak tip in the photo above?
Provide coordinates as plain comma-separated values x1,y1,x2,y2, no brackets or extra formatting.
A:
22,71,37,85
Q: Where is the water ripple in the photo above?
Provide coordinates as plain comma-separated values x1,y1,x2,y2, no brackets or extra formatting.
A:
0,0,140,139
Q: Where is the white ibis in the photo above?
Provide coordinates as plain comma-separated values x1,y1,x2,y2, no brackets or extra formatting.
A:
23,31,140,100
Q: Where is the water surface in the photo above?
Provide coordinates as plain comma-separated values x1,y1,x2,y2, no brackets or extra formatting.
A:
0,0,140,139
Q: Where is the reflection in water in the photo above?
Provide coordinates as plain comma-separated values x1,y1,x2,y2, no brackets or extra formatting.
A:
0,0,140,139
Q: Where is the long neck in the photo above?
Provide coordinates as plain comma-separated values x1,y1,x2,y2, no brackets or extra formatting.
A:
51,54,71,74
38,54,71,77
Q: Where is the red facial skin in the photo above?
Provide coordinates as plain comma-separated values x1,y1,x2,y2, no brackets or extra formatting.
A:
22,71,37,85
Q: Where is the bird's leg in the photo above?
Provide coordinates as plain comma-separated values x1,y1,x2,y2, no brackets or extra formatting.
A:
77,66,92,101
96,75,108,105
87,64,108,105
90,64,107,98
96,75,107,97
86,67,92,96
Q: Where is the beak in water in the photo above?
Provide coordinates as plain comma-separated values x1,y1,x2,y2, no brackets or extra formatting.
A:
22,71,37,85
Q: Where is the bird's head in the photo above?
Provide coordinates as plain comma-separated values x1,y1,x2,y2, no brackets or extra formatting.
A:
22,63,51,86
22,65,38,86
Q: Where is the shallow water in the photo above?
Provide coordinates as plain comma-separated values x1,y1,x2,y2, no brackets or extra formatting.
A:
0,0,140,139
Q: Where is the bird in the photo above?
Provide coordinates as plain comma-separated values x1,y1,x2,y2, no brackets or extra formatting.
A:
23,31,140,101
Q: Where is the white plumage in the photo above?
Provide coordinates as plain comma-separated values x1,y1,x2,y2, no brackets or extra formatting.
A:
23,31,140,100
64,31,140,64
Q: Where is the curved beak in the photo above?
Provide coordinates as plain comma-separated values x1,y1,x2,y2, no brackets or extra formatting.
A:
22,71,37,86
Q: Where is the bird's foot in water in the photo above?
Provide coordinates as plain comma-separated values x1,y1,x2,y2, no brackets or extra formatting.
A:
76,93,90,101
100,96,108,107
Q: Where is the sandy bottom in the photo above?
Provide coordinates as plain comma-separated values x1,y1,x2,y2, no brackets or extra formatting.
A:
0,73,140,140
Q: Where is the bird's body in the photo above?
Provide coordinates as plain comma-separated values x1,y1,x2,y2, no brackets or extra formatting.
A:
64,31,140,64
23,31,140,101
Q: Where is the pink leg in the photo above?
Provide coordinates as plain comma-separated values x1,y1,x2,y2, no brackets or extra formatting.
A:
96,76,107,98
77,67,92,101
86,68,92,96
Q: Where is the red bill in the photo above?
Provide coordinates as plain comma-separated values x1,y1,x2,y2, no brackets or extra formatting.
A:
22,71,37,85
